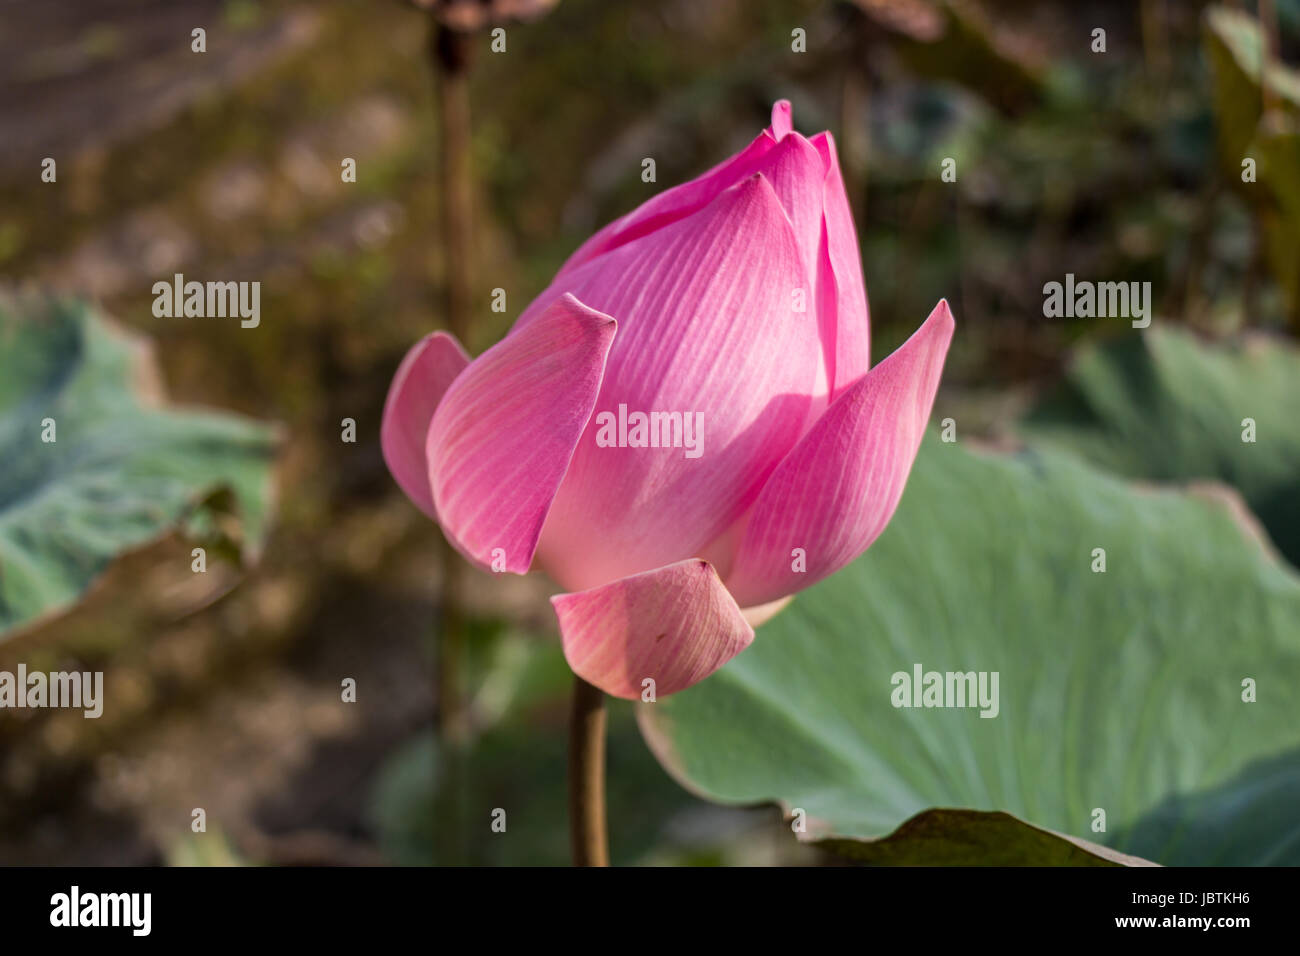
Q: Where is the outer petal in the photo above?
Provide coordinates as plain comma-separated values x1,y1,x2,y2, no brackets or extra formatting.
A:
426,293,616,573
553,558,754,699
535,174,821,592
380,331,470,519
725,300,955,608
810,131,871,401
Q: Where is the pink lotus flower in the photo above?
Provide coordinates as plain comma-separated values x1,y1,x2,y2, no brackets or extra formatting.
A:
382,101,954,700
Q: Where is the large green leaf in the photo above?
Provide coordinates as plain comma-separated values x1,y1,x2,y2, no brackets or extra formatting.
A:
0,291,278,637
639,435,1300,865
1020,326,1300,567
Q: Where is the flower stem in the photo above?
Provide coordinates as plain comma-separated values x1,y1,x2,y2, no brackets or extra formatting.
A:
429,16,475,864
568,675,609,866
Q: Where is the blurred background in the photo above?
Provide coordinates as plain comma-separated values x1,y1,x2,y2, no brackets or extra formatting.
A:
0,0,1296,865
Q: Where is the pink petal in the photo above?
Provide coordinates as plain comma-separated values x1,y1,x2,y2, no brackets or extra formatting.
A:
759,130,828,311
553,558,755,699
426,293,616,573
550,130,778,283
769,99,793,140
724,300,955,609
540,101,814,292
535,128,826,319
381,331,470,519
810,131,871,401
534,174,822,592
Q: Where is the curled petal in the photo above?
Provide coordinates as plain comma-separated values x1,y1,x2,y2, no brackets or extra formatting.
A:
725,300,955,608
553,558,754,699
381,331,470,519
427,293,616,572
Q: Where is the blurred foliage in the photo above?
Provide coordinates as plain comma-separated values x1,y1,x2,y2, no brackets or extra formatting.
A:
1205,5,1300,327
165,826,249,866
367,631,806,865
0,292,278,639
1022,326,1300,567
